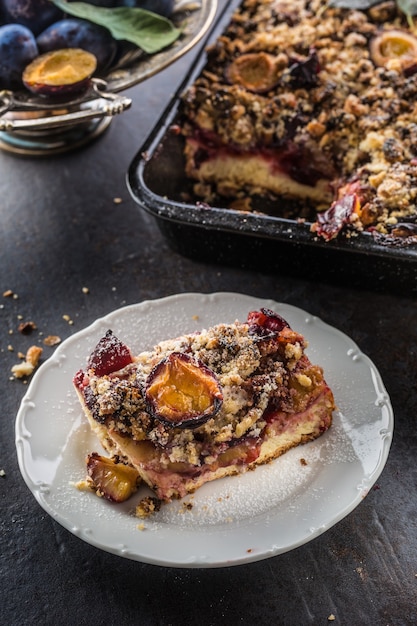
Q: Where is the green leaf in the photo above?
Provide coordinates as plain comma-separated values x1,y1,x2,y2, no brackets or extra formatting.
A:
328,0,383,8
51,0,181,54
397,0,417,17
329,0,417,15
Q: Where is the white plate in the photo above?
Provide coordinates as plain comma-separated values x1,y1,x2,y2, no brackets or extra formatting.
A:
15,292,393,568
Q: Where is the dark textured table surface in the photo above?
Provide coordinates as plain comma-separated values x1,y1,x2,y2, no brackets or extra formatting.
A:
1,8,417,624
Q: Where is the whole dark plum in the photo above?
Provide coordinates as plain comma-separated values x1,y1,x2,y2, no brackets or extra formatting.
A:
117,0,174,18
2,0,63,36
0,23,38,88
37,18,117,72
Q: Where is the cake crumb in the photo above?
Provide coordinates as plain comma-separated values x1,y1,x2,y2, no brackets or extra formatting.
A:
136,496,162,518
73,479,94,492
3,289,13,297
43,335,61,346
82,287,90,294
11,345,43,378
300,458,307,466
137,523,146,531
26,345,42,366
0,469,5,477
328,615,336,622
18,321,37,334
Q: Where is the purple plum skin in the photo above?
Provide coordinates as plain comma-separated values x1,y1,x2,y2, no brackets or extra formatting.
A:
36,18,117,72
0,23,38,88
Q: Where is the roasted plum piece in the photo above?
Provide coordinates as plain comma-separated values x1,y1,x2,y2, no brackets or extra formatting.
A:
145,352,223,428
23,48,97,96
0,23,38,88
370,30,417,74
225,52,284,93
37,18,117,72
2,0,63,35
86,330,133,376
86,453,140,502
118,0,174,18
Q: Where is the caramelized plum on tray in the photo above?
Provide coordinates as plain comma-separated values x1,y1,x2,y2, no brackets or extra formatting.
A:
370,29,417,73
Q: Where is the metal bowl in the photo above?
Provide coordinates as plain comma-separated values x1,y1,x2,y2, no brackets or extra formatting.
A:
0,0,217,156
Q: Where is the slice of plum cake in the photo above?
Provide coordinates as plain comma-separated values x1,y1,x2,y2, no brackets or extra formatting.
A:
73,308,335,512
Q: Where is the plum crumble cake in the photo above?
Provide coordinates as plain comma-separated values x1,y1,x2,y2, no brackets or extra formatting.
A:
73,308,334,512
179,0,417,243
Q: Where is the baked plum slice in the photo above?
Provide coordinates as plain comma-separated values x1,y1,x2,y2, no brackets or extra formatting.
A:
23,48,97,96
370,30,417,74
87,330,133,376
86,453,140,502
145,352,223,428
225,52,282,93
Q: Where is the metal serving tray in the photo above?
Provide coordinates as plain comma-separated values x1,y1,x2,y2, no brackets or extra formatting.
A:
127,0,417,295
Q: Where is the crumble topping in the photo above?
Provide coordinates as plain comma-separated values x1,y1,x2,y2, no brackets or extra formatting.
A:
179,0,417,242
74,309,335,505
83,319,312,460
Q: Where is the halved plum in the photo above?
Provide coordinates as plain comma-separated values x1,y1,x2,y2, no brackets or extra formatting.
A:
87,330,133,376
22,47,97,96
370,30,417,74
86,452,140,502
225,52,282,93
145,352,223,428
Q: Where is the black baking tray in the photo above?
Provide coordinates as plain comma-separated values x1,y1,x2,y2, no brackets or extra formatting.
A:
127,0,417,295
